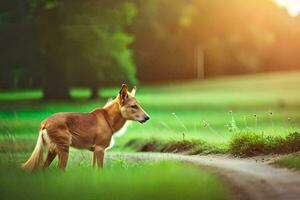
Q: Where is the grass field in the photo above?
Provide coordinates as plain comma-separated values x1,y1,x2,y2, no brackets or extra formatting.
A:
0,155,231,200
1,70,300,152
1,71,300,200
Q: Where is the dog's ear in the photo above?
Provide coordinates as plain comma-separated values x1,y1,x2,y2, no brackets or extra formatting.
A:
119,84,128,103
131,86,136,97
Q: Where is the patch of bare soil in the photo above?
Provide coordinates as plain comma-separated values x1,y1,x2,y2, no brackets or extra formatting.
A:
107,153,300,200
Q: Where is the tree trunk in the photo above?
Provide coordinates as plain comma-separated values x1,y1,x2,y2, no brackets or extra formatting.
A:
42,68,70,101
37,3,70,101
90,86,99,99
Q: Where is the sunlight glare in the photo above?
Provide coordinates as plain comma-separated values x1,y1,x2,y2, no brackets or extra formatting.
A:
274,0,300,16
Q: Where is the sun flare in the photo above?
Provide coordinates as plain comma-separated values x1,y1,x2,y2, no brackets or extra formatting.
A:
274,0,300,16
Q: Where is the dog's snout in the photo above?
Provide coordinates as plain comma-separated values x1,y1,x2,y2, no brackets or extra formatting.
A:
139,115,150,123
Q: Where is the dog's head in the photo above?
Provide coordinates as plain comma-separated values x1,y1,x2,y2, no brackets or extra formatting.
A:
117,84,150,123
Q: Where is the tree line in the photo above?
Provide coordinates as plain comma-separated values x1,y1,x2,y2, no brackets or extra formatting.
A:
132,0,300,81
1,0,300,99
0,0,136,100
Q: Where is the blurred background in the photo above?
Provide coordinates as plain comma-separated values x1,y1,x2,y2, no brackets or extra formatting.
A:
1,0,300,100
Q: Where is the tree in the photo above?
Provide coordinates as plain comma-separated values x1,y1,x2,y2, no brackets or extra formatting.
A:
32,1,71,100
0,0,41,90
0,0,137,100
130,0,300,81
63,1,137,99
130,0,196,82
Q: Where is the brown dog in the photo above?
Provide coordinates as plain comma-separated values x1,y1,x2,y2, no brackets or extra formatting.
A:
22,84,150,171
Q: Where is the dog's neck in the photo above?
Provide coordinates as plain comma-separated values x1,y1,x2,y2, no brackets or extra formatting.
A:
102,101,126,134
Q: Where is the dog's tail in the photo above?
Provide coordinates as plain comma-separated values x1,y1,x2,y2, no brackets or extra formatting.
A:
21,130,44,172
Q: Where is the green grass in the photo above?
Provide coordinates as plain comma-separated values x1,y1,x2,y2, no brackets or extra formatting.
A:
230,131,300,157
1,71,300,152
125,132,300,157
1,71,300,200
274,155,300,170
0,154,231,200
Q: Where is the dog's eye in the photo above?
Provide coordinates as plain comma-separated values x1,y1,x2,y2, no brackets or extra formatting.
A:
131,105,138,109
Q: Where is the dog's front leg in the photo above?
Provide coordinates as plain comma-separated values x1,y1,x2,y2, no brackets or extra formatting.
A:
94,146,105,169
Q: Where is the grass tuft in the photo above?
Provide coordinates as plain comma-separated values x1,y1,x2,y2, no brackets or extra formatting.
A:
230,132,300,157
128,132,300,157
274,155,300,170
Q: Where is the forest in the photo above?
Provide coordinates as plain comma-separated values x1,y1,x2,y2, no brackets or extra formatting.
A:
1,0,300,99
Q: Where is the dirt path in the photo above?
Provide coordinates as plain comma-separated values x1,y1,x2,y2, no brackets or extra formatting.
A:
107,153,300,200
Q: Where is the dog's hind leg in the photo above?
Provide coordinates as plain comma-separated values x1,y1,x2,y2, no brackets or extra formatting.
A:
58,148,69,170
43,151,57,169
46,128,71,171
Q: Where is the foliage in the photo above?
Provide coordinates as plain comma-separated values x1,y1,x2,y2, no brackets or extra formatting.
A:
0,0,137,99
62,1,137,88
131,0,300,81
2,0,300,93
